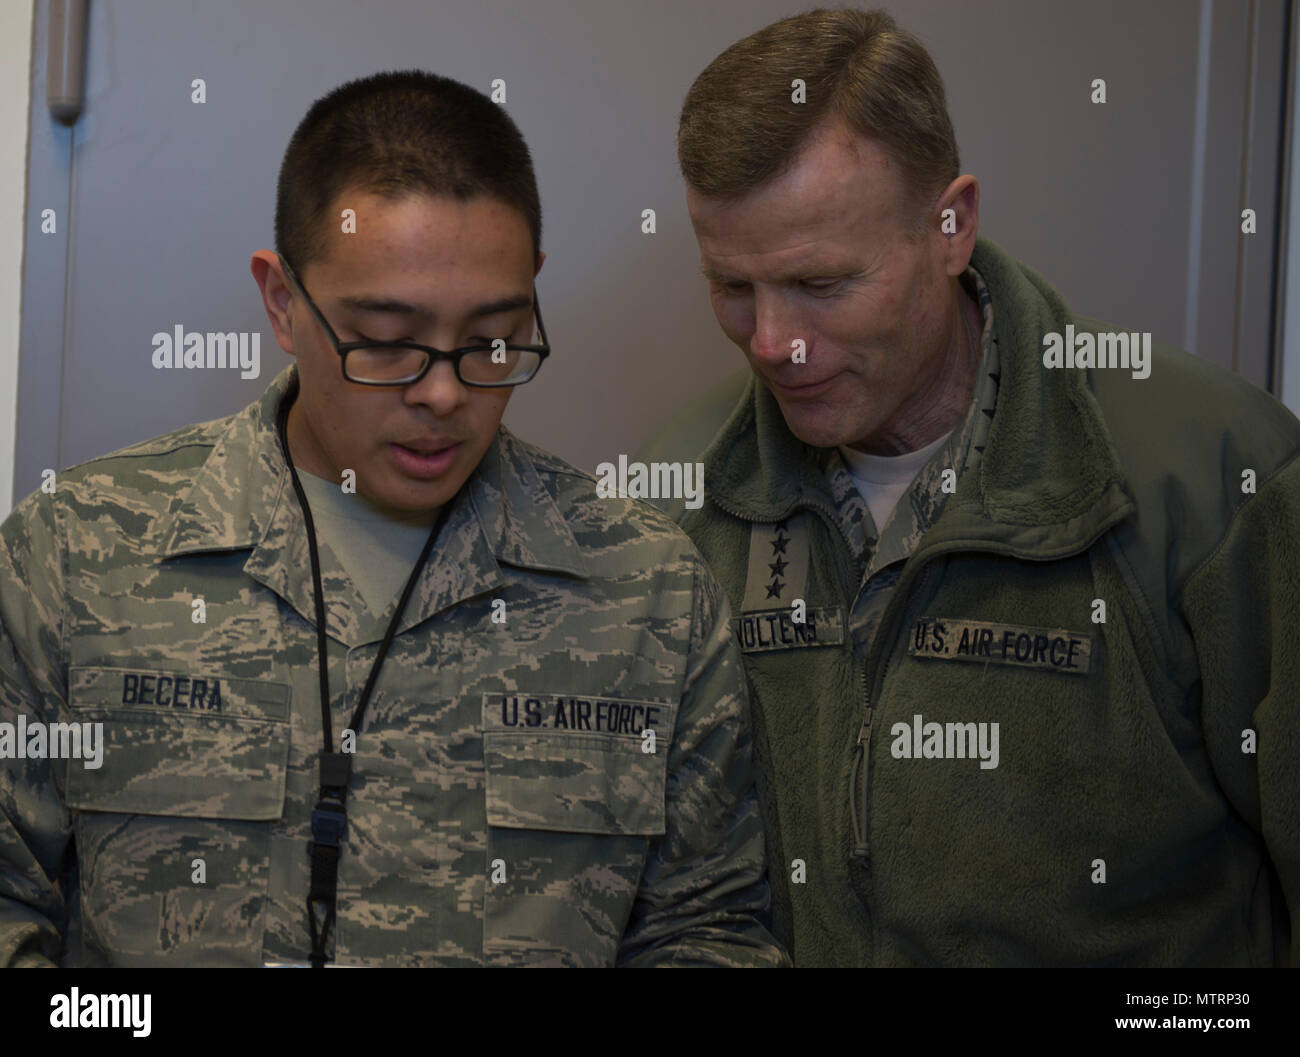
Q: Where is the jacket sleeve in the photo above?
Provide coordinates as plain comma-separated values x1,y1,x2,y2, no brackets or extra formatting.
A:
616,554,790,966
0,490,73,967
1180,452,1300,967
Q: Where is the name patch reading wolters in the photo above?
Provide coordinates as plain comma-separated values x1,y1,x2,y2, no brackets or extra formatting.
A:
736,605,845,653
909,617,1093,674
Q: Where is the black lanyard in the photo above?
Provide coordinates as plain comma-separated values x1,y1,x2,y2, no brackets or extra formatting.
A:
275,389,454,967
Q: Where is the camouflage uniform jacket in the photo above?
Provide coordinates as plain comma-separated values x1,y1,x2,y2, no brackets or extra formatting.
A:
0,363,788,967
636,235,1300,966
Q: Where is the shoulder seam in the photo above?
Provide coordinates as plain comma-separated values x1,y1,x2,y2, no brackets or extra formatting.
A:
61,437,218,476
1103,529,1172,679
1174,448,1300,606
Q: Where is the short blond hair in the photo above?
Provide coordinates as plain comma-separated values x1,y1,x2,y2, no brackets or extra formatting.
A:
678,8,960,236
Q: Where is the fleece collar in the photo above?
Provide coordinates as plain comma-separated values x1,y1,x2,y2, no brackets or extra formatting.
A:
700,236,1135,557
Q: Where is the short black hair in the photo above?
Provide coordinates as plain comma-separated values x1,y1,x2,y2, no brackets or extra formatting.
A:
274,69,542,275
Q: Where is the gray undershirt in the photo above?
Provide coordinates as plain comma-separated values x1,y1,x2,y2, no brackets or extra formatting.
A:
295,470,440,619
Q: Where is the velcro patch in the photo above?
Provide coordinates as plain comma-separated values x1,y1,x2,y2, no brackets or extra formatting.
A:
736,605,845,653
908,617,1093,674
482,693,671,736
741,516,810,613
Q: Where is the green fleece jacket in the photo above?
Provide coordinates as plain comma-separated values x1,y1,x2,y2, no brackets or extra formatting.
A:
635,236,1300,966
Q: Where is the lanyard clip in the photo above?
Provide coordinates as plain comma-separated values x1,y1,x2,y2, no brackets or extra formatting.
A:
310,752,352,850
307,752,353,966
307,790,348,908
310,797,347,848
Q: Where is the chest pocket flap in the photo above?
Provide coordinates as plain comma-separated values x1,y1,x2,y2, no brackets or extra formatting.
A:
64,666,290,821
481,693,677,836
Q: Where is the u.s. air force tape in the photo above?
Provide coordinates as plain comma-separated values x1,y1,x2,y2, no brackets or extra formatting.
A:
908,617,1094,674
482,693,670,735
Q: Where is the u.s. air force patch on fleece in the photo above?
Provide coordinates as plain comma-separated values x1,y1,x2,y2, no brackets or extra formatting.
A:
908,616,1094,674
735,515,844,653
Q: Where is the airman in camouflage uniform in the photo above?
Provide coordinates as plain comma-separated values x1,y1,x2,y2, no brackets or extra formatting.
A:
0,363,788,966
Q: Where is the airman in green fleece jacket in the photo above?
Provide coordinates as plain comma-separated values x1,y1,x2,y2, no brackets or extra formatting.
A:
636,9,1300,965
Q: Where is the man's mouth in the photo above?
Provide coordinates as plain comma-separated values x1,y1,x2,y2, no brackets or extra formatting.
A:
390,440,462,478
768,373,838,395
394,438,459,455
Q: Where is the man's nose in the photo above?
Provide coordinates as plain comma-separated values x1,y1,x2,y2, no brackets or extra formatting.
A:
404,357,466,415
748,289,800,367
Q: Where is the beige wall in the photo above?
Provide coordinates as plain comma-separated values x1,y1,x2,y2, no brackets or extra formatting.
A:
8,2,1296,502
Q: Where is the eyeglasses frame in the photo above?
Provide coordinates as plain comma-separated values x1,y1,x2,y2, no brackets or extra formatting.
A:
276,252,550,388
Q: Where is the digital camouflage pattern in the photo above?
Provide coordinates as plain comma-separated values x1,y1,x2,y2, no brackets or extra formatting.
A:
0,363,788,967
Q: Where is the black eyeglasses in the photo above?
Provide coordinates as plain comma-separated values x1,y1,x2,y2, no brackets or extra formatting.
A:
277,253,550,387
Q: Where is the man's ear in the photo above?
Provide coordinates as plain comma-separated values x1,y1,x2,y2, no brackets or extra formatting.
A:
934,176,979,277
250,250,298,356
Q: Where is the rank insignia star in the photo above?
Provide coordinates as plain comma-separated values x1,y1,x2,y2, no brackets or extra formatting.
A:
742,516,808,616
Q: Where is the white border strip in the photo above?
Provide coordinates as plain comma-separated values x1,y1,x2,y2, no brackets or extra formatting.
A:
0,1,35,520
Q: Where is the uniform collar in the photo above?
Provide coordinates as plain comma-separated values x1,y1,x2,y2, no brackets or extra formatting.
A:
156,364,588,644
700,236,1135,556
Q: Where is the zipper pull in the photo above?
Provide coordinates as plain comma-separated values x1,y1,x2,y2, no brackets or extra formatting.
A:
849,741,871,861
851,706,874,861
855,705,873,746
